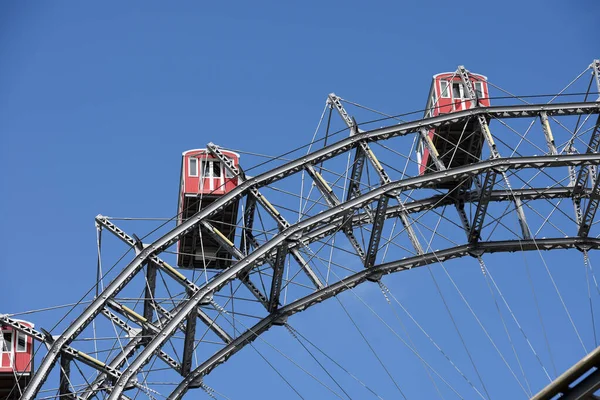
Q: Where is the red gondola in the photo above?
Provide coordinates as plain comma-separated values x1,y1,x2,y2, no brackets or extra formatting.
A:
177,148,240,269
0,320,34,400
417,71,490,187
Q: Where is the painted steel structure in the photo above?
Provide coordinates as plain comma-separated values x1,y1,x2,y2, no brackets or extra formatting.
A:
3,62,600,399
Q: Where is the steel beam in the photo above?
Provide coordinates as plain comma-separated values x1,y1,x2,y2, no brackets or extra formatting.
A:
593,59,600,101
200,220,270,308
469,170,497,242
24,105,600,399
579,167,600,237
95,216,235,341
539,112,558,155
329,92,424,255
92,155,600,400
460,65,531,239
573,115,600,227
181,308,197,376
268,242,288,312
59,354,72,399
101,306,182,373
364,195,390,269
168,236,600,399
531,345,600,400
243,194,257,255
305,164,367,261
207,143,323,289
574,115,600,195
419,128,446,170
327,93,357,130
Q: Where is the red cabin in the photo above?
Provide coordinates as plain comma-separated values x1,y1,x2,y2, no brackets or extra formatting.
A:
177,149,240,269
417,71,490,187
0,320,34,400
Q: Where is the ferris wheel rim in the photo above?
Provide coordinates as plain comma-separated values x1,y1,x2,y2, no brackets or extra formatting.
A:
167,236,600,399
19,101,600,400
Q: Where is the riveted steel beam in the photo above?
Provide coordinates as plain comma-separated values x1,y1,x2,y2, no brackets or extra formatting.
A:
305,164,367,261
469,170,497,242
109,155,600,400
327,93,357,130
579,168,600,237
59,354,73,399
24,105,600,399
460,65,531,239
268,241,289,313
200,220,270,308
168,236,600,399
364,195,390,269
101,306,182,373
329,93,424,254
243,194,257,255
593,59,600,101
95,216,234,342
207,143,323,290
181,308,197,376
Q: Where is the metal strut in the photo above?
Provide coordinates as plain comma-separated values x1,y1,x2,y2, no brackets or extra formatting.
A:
101,305,182,373
459,65,531,240
573,115,600,229
365,194,391,269
579,166,600,237
59,354,73,399
268,241,289,312
20,104,600,400
328,92,425,256
0,315,126,385
207,143,324,290
94,216,234,345
593,59,600,101
305,164,367,261
418,128,446,171
469,170,497,242
200,220,270,308
539,112,558,155
181,308,197,376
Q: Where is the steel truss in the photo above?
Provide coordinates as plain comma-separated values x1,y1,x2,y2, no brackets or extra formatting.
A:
15,99,600,400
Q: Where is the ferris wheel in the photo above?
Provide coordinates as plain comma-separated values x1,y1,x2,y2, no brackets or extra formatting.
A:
2,60,600,400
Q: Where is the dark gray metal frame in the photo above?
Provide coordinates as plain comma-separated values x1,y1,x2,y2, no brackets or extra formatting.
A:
15,101,600,400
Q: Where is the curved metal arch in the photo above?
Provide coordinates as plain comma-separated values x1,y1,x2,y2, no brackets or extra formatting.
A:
301,186,594,245
168,237,600,399
74,184,593,399
21,103,600,400
107,154,600,400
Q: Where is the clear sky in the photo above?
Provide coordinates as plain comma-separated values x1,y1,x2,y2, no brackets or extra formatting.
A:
1,1,598,399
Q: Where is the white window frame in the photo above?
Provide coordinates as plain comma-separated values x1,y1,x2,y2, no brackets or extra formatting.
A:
16,331,27,353
440,80,450,98
474,81,484,99
1,330,13,367
189,157,198,177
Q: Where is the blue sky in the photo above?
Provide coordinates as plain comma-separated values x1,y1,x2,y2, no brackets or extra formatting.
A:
1,1,599,399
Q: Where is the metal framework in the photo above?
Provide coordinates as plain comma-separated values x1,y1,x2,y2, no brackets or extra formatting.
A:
6,63,600,400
